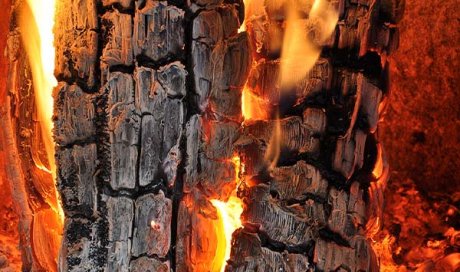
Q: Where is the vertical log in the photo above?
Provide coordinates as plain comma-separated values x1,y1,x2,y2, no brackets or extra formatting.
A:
4,0,402,271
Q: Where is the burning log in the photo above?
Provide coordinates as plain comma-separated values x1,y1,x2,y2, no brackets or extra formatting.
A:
1,0,405,271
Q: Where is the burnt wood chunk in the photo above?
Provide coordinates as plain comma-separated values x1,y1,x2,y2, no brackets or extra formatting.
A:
242,184,323,247
59,217,105,271
194,155,237,199
184,115,201,190
243,117,320,155
333,130,367,179
132,191,172,258
247,58,332,105
129,257,170,272
55,0,98,87
314,237,378,271
270,161,329,200
135,65,184,186
54,82,96,146
133,0,184,61
192,32,251,116
192,6,250,116
106,196,134,271
139,115,161,186
358,75,382,132
101,11,133,67
185,115,239,199
57,144,98,217
134,64,186,114
303,108,327,135
157,62,187,98
228,230,310,271
109,105,139,190
106,73,139,190
203,120,240,160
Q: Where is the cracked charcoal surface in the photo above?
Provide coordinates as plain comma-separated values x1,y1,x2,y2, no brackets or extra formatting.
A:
50,0,403,271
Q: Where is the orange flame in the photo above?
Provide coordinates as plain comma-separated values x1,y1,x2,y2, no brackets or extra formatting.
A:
268,0,338,168
241,86,270,120
280,0,338,89
210,196,244,272
18,0,63,270
19,0,57,177
264,111,281,170
210,156,244,272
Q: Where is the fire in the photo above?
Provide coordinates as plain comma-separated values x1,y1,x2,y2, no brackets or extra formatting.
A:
269,0,338,167
264,111,281,170
210,196,244,272
210,156,244,272
241,86,270,120
19,0,57,177
242,0,338,167
18,0,63,270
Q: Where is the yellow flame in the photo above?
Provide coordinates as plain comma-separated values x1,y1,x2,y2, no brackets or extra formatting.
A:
18,0,63,266
279,0,338,90
210,196,244,272
210,156,244,272
241,87,271,121
20,0,57,178
264,112,281,170
371,234,404,272
265,0,338,168
238,0,249,33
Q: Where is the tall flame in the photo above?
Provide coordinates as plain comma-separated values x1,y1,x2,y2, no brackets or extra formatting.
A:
280,0,338,90
19,0,57,178
210,156,244,272
265,0,338,168
18,1,63,270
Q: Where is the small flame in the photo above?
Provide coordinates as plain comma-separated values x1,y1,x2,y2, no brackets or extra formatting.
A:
210,196,244,272
371,234,403,272
210,156,244,272
238,0,249,33
241,87,270,120
279,0,338,90
264,112,281,170
372,143,389,190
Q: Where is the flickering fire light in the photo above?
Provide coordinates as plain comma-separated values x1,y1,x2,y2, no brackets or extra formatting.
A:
211,1,339,269
19,0,58,178
210,196,244,272
17,0,62,270
209,156,244,272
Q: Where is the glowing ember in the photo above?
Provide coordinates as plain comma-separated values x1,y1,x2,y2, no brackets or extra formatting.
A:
150,220,160,231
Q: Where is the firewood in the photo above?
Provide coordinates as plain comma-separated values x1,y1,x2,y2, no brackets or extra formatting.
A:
3,0,403,270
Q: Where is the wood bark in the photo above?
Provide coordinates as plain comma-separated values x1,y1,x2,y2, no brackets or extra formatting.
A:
5,0,403,271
